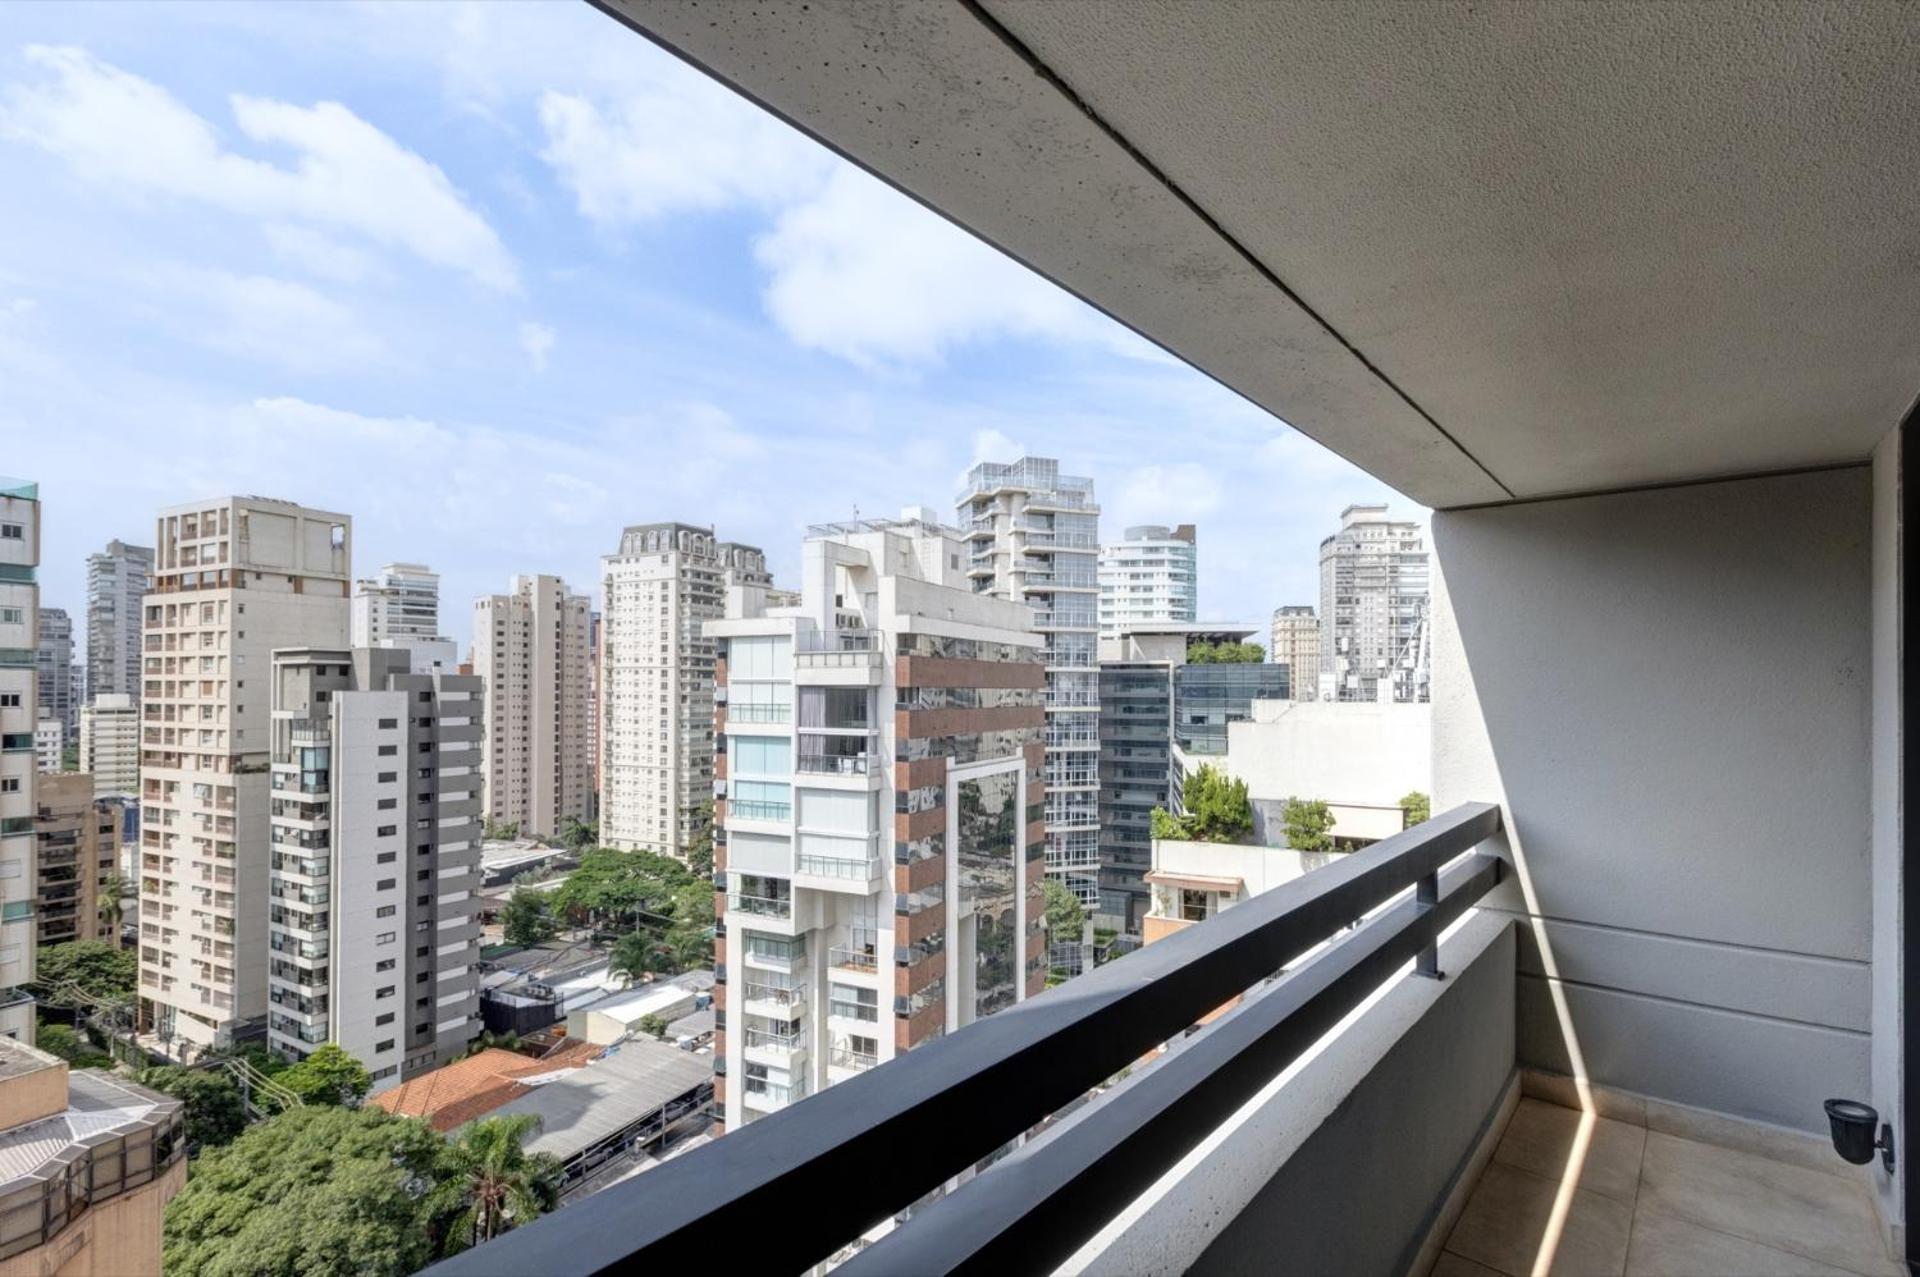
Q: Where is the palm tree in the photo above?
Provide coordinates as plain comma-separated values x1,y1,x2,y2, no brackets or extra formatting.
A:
97,874,127,948
430,1114,558,1254
608,930,664,987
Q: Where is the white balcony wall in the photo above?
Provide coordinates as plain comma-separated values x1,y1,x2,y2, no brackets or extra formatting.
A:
1432,466,1874,1140
1869,424,1904,1236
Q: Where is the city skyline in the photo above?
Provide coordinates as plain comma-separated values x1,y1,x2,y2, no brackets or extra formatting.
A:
0,2,1416,640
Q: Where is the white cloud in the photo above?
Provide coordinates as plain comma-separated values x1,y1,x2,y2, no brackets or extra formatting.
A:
263,224,380,284
754,164,1138,369
519,321,556,373
146,265,379,372
1108,462,1223,535
1,45,516,289
538,81,828,225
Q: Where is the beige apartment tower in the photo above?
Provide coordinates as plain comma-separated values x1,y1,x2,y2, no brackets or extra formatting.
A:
137,497,350,1055
600,525,771,857
473,575,593,841
1269,605,1322,703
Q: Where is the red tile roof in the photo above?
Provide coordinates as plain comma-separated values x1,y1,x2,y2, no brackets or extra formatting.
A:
371,1042,604,1132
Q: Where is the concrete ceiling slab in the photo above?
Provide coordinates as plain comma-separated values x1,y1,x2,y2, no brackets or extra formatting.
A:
608,0,1920,506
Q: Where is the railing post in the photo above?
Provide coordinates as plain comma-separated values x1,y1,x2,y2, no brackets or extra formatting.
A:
1415,868,1444,980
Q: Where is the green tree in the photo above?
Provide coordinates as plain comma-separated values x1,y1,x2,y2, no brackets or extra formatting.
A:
1042,878,1087,945
1282,798,1336,852
1182,765,1254,843
609,930,670,987
427,1114,559,1255
1399,790,1431,828
636,1013,670,1039
30,939,136,1010
558,814,597,851
138,1065,247,1149
1186,640,1266,664
164,1106,447,1277
500,888,556,949
1150,806,1188,841
37,1022,111,1067
483,818,520,841
276,1044,372,1108
685,800,715,877
97,874,128,949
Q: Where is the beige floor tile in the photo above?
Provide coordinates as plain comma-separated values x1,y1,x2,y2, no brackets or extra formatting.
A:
1641,1097,1859,1182
1446,1161,1633,1277
1626,1208,1861,1276
1495,1099,1647,1205
1636,1132,1898,1277
1433,1253,1510,1277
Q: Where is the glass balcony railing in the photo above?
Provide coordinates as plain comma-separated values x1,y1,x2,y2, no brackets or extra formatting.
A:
744,1025,804,1055
730,800,792,823
743,981,808,1009
728,892,792,919
797,852,879,880
829,1046,877,1071
796,752,872,776
729,703,792,724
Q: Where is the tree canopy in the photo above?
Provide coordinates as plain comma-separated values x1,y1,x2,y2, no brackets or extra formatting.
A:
1282,798,1336,852
549,848,713,975
1399,791,1431,828
30,940,136,1010
276,1044,372,1108
36,1022,112,1067
1042,878,1087,944
1186,640,1266,664
1150,765,1254,844
500,888,556,949
164,1106,450,1277
138,1065,247,1150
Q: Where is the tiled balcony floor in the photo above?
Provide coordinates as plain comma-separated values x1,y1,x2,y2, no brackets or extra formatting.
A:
1434,1096,1899,1277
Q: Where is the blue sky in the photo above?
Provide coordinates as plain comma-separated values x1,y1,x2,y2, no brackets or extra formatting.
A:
0,0,1414,648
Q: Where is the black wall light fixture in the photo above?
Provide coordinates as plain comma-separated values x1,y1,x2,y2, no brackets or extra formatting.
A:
1825,1098,1895,1172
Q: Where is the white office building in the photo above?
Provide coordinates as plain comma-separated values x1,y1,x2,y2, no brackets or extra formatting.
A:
352,562,457,674
710,514,1045,1131
137,497,351,1056
473,575,593,842
87,540,152,705
1098,523,1197,636
267,648,483,1087
1318,504,1430,703
79,694,139,798
959,458,1103,904
0,478,42,1041
600,525,772,857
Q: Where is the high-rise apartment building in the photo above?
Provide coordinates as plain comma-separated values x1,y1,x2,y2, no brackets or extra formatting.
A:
0,478,42,1040
266,648,483,1088
1269,605,1322,703
352,562,457,673
1098,524,1197,636
34,608,75,746
32,719,61,775
137,497,351,1056
959,458,1102,903
87,540,153,705
473,575,592,841
1318,504,1430,704
600,526,771,856
33,772,113,948
709,514,1044,1131
79,694,140,798
586,610,601,819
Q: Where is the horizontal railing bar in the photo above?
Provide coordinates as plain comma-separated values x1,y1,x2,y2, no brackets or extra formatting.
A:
423,802,1501,1277
842,852,1504,1275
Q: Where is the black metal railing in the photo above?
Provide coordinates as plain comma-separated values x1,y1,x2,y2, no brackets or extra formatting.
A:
424,802,1503,1276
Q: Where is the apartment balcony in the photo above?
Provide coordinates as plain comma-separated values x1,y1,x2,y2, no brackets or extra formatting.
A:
794,845,884,893
742,1024,807,1068
727,702,792,725
741,1076,808,1113
741,980,808,1020
429,7,1913,1277
727,890,793,921
828,1045,878,1075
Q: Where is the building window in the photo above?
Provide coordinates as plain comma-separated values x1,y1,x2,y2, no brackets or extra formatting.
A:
376,931,395,945
376,905,396,918
376,987,394,1000
376,1012,394,1026
376,826,396,837
376,959,395,972
375,1039,395,1053
1180,888,1210,923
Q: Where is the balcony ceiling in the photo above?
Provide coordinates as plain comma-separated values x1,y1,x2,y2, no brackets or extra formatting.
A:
608,0,1920,507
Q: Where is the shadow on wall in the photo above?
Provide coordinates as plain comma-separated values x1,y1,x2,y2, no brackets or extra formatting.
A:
1434,467,1873,1133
